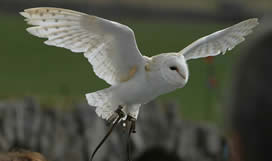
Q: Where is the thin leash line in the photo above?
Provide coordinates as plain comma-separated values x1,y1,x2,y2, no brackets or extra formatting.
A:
127,124,133,161
89,115,122,161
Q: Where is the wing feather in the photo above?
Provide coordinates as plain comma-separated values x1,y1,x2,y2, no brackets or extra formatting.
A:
180,18,259,60
21,7,144,85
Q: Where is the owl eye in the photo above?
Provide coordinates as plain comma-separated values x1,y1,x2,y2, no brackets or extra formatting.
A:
169,66,177,71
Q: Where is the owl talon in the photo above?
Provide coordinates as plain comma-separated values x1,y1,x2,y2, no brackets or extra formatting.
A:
107,105,125,125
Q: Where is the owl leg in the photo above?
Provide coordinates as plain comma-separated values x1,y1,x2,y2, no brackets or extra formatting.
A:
121,115,136,133
121,104,140,132
107,105,126,125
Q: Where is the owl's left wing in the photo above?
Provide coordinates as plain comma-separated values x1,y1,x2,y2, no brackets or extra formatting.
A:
20,7,144,85
179,18,259,61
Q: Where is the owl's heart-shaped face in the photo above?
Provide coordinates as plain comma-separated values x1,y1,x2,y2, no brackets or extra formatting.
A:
161,54,189,88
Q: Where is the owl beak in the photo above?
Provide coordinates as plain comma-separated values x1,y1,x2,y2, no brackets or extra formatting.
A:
177,69,186,80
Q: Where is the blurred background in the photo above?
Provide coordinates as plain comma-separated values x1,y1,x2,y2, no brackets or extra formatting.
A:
0,1,271,161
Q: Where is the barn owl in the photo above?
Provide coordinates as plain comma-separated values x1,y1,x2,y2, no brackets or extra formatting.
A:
20,7,258,133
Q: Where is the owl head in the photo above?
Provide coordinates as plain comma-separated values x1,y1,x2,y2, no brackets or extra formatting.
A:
160,53,189,87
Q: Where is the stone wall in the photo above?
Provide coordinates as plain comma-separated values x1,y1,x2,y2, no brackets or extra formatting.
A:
0,98,224,161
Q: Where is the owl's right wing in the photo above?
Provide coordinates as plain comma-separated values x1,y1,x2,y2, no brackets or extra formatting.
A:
179,18,259,61
20,7,144,85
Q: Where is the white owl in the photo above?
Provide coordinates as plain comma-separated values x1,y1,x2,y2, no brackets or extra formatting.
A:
20,7,259,128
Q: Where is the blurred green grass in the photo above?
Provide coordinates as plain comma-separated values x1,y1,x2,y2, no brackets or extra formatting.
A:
0,13,242,122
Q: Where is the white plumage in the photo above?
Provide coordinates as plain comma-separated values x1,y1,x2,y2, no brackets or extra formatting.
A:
20,7,259,121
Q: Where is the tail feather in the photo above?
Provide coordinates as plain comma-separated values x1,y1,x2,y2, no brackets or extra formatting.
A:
86,88,117,120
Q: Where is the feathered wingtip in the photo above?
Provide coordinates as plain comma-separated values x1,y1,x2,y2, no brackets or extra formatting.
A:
19,10,32,23
19,11,28,18
249,18,259,25
240,18,259,29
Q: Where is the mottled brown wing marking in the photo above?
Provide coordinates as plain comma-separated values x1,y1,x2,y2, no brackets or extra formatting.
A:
120,66,137,82
144,64,151,72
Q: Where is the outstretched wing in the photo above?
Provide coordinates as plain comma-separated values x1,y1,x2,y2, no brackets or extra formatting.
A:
179,18,259,61
20,7,144,85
